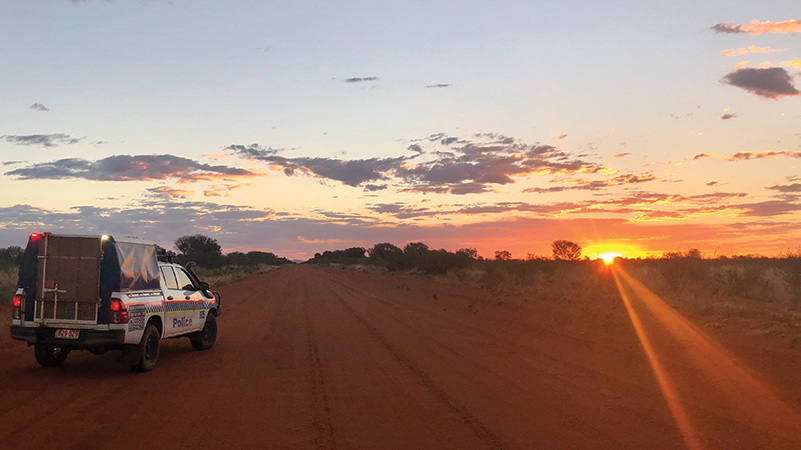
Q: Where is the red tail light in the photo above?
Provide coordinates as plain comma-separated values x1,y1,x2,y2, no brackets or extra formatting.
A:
12,293,23,320
109,298,129,324
30,233,40,241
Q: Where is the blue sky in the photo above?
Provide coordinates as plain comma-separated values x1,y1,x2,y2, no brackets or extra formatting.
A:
1,0,799,258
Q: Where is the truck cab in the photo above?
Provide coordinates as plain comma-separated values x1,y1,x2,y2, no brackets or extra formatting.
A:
10,232,220,372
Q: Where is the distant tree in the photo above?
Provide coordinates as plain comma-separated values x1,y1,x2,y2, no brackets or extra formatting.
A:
368,243,404,271
685,248,702,259
551,240,582,261
0,246,24,265
174,234,223,268
494,250,512,261
456,247,478,259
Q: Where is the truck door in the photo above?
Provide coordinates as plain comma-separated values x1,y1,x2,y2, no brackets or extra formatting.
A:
161,266,192,337
172,267,203,334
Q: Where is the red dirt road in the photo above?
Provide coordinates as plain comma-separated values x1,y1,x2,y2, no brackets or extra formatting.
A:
2,265,800,449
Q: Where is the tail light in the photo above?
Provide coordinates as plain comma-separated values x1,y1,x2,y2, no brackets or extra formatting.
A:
12,293,23,320
109,298,129,324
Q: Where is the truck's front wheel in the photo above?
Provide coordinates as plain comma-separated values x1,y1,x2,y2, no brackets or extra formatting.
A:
133,323,160,372
34,343,70,368
190,313,217,350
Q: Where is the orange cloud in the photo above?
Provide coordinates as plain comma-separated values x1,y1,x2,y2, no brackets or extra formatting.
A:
203,182,252,197
712,20,801,35
720,46,784,57
727,150,801,161
148,186,194,198
782,60,801,69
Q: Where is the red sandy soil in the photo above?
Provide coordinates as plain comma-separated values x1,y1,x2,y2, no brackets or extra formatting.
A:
1,265,800,449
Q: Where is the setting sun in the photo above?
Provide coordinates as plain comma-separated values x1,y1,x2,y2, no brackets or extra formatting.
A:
601,253,621,264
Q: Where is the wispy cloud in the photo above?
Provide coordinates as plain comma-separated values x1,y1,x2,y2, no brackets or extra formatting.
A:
344,77,379,83
711,20,801,35
721,67,800,99
727,150,801,161
147,186,194,199
425,84,451,88
721,113,738,120
691,153,719,160
2,134,82,147
29,103,49,111
613,153,631,158
5,154,261,183
720,46,785,57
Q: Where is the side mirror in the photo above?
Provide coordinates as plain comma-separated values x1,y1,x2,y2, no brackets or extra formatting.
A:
198,281,210,291
186,261,197,270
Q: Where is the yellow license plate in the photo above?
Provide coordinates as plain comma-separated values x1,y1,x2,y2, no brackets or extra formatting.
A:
55,329,80,340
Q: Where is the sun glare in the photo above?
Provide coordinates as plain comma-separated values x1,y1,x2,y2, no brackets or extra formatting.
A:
601,253,620,264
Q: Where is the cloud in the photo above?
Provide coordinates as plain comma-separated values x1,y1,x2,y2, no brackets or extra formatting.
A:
711,20,801,35
363,184,388,192
692,153,719,160
522,173,659,193
5,154,261,183
2,134,82,148
706,181,727,186
229,133,606,194
720,46,785,57
425,84,451,88
766,182,801,193
147,186,194,199
721,113,738,120
721,67,800,99
29,103,49,111
783,60,801,69
727,150,801,161
613,153,631,158
344,77,379,83
203,182,252,197
558,133,568,139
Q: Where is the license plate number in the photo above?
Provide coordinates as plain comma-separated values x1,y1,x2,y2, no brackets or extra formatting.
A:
55,329,80,340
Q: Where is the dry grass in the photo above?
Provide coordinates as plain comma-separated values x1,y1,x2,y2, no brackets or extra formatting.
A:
193,264,285,287
0,266,19,305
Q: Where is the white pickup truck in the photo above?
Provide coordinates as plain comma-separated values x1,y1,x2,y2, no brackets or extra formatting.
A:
10,232,220,372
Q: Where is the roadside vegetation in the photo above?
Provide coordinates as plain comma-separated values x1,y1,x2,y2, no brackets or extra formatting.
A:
306,242,801,320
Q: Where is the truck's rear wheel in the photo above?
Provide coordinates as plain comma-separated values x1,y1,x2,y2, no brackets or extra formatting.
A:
34,344,70,368
132,323,160,372
190,313,217,350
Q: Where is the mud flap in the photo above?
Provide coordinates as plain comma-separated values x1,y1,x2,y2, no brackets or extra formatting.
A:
118,343,141,366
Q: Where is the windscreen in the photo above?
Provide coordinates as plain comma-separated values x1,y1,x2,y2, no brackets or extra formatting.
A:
115,241,160,291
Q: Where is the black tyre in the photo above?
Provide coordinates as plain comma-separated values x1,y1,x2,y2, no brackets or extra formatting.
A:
34,344,70,368
190,313,217,350
132,323,160,372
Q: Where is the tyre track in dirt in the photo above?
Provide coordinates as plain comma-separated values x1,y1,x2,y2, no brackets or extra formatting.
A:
322,281,506,450
301,276,337,450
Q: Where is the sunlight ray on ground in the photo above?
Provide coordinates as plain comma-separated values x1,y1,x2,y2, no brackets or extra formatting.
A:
610,268,703,450
612,266,801,447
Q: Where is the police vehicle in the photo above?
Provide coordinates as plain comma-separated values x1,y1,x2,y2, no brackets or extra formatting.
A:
9,232,221,372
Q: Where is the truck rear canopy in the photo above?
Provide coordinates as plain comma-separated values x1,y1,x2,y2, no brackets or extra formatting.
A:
18,233,160,323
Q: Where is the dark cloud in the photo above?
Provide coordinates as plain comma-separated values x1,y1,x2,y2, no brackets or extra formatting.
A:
766,182,801,193
425,84,451,88
720,113,737,120
706,181,723,186
721,67,800,99
727,150,801,161
2,160,25,166
2,134,82,148
363,184,388,192
692,153,718,160
230,133,605,194
5,154,260,183
735,200,801,217
29,103,49,112
344,77,379,83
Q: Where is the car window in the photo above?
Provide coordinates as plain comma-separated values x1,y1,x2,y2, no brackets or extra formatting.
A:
160,267,179,290
175,268,196,291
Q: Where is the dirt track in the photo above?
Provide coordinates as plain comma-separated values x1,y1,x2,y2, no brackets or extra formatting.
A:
2,265,800,449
